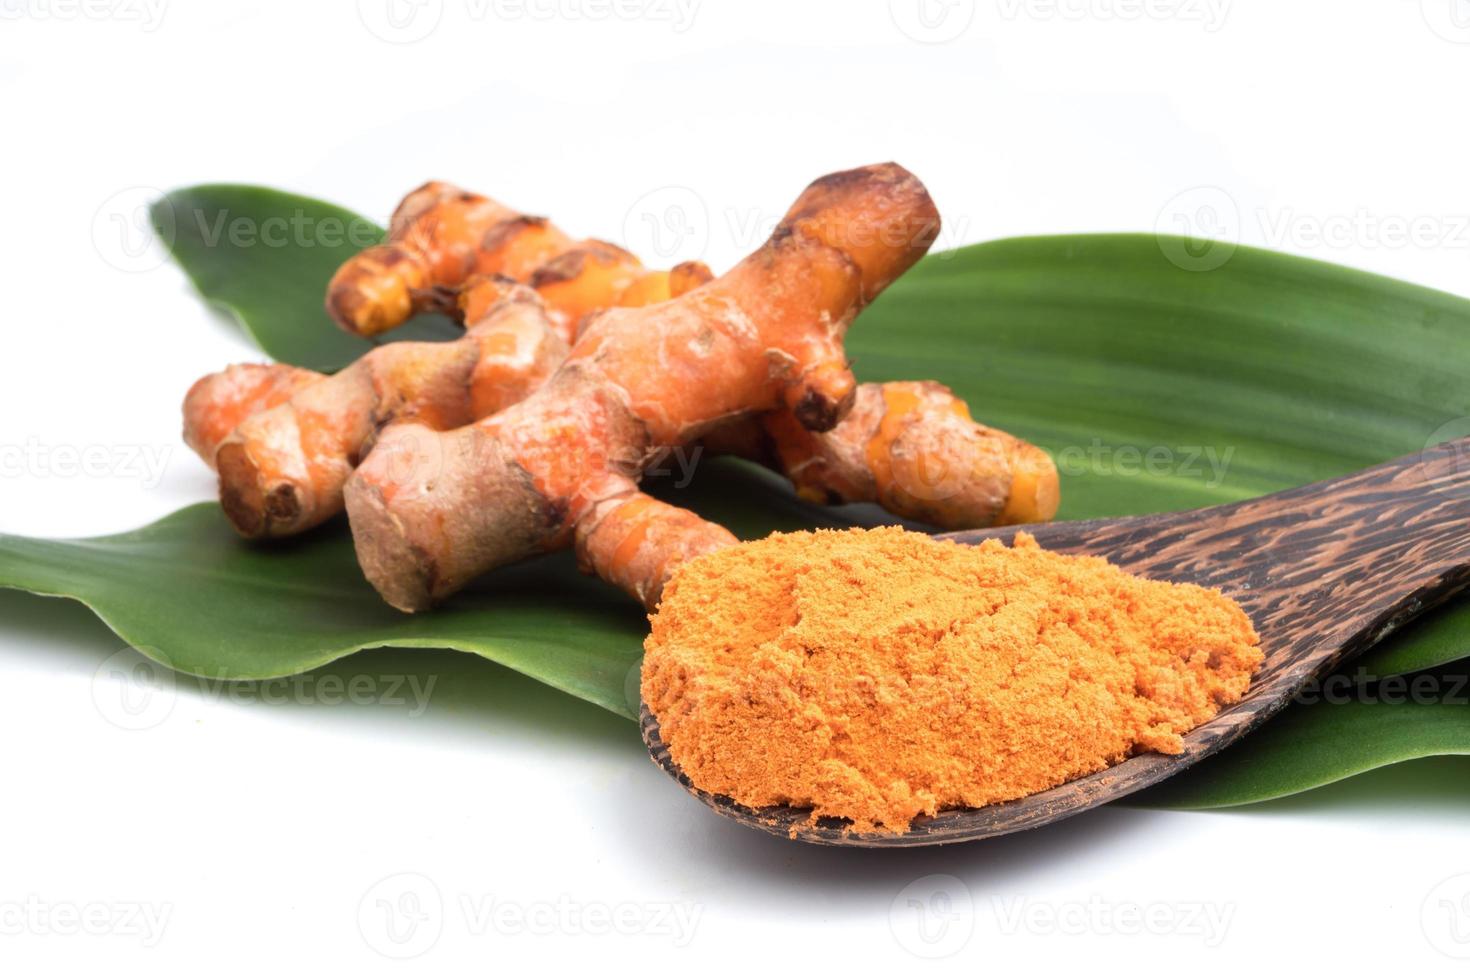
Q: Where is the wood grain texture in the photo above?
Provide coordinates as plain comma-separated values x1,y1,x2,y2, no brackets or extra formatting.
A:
641,437,1470,846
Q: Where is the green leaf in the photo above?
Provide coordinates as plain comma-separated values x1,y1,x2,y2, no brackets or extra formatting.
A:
0,459,828,721
1,184,1465,806
0,504,647,719
1140,753,1470,813
1356,598,1470,677
1133,665,1470,808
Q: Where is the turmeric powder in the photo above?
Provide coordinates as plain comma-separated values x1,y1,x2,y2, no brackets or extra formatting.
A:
641,527,1263,834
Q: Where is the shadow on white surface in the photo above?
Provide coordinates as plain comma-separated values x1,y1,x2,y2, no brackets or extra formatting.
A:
3,584,1466,901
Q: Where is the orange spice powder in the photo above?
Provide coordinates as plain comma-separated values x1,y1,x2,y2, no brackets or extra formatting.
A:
641,526,1263,834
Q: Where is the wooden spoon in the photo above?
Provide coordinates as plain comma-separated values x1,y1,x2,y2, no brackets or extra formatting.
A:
640,436,1470,847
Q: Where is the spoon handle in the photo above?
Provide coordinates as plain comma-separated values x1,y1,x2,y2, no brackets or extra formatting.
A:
952,436,1470,674
1202,435,1470,665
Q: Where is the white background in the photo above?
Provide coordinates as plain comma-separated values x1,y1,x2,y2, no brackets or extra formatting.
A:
2,0,1469,974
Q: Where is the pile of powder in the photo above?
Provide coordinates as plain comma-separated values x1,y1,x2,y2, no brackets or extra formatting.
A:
641,526,1262,834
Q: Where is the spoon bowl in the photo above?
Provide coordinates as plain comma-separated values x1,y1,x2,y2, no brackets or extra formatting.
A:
641,437,1470,846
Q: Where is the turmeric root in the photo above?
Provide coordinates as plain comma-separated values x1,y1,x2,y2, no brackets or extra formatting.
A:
216,282,566,537
345,162,968,611
190,256,715,538
194,257,711,473
325,180,713,341
769,381,1056,528
193,170,1057,566
325,182,570,337
615,261,714,309
188,366,1056,543
460,256,713,343
704,381,1058,530
188,242,711,540
182,363,321,466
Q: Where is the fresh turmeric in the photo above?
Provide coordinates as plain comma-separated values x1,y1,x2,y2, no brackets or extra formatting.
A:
325,180,711,342
182,363,320,465
641,526,1263,834
325,181,567,337
190,361,1052,544
344,163,1059,612
190,193,716,537
213,283,567,537
189,252,710,537
190,239,1048,545
185,163,1061,609
714,381,1058,529
187,250,711,476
